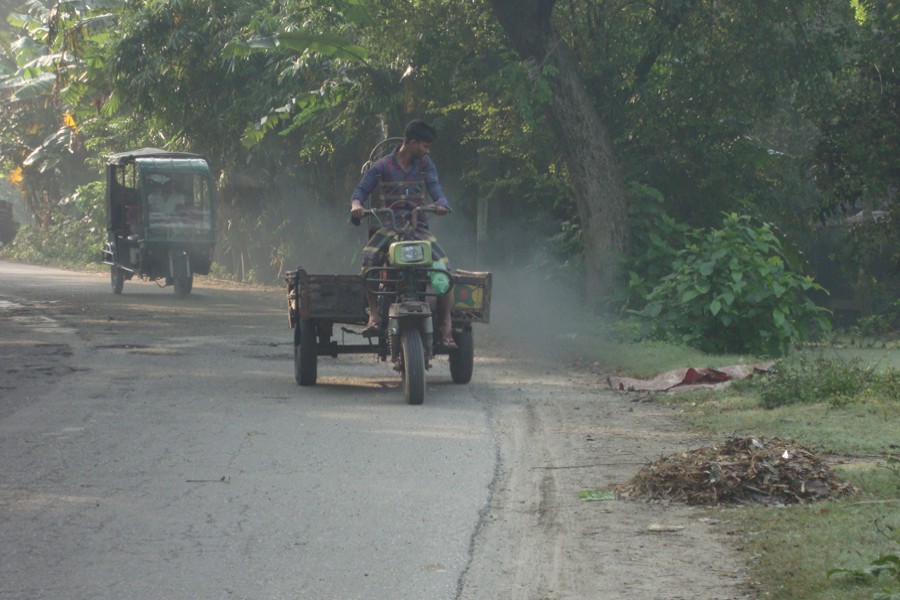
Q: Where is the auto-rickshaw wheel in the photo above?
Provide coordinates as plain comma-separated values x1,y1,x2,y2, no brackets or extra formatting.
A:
173,273,193,298
111,265,124,295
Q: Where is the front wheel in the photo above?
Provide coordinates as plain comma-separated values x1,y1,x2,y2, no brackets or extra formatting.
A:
110,265,124,295
401,328,425,405
448,328,474,384
295,319,318,386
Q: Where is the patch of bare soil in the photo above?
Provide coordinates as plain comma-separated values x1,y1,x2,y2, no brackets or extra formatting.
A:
618,436,859,506
458,341,753,599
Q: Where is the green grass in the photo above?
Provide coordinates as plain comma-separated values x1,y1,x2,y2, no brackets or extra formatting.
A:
573,321,756,379
725,461,899,600
804,343,900,370
668,390,900,456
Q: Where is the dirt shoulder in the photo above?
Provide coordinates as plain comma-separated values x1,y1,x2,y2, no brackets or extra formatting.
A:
458,341,751,599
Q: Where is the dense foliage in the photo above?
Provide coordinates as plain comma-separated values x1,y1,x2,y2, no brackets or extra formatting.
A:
636,213,831,356
1,0,898,345
3,181,105,266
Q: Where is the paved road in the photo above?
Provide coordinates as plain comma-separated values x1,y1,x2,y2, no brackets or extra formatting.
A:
0,261,496,600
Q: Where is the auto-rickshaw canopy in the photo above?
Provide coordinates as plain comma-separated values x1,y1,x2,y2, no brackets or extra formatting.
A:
105,148,216,237
105,147,208,166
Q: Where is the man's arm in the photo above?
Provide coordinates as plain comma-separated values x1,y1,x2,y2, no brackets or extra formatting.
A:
422,157,449,209
350,164,379,219
351,165,380,207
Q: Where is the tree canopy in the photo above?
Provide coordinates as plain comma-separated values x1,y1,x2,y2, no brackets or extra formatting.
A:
1,0,897,321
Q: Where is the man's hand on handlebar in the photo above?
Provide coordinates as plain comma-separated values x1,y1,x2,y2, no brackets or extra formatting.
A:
350,200,366,221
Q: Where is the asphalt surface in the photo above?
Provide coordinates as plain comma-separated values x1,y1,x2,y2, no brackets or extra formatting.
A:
0,261,497,600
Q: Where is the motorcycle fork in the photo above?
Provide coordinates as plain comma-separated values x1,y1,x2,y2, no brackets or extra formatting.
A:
388,267,434,365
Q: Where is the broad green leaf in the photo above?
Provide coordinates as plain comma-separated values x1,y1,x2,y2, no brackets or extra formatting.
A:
8,72,55,99
6,13,34,29
277,31,368,61
10,36,46,64
247,37,278,50
773,308,785,326
644,302,662,318
22,52,64,70
221,40,253,58
709,298,722,315
226,32,368,62
681,289,699,303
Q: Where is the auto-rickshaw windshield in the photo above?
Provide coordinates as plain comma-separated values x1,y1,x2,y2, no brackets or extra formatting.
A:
143,170,213,232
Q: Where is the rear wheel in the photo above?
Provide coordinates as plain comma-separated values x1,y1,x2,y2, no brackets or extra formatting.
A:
110,265,124,295
172,253,192,298
448,328,474,384
295,319,318,386
173,273,193,298
401,328,425,405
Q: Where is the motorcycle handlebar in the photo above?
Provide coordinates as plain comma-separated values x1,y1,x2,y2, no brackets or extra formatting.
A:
350,203,450,226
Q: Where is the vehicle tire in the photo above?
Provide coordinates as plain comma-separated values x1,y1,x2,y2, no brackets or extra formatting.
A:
294,319,318,386
111,265,124,295
172,253,192,298
448,328,474,384
173,273,192,298
401,328,425,405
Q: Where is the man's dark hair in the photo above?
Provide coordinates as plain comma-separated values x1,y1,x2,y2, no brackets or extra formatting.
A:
404,119,437,143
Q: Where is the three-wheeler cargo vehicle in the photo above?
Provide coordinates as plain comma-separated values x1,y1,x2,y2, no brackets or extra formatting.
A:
101,148,216,297
286,203,491,406
286,261,491,405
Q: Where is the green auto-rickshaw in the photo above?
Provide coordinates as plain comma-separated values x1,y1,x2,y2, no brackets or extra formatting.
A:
101,148,216,297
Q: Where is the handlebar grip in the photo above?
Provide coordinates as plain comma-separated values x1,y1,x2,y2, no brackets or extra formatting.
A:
351,215,362,226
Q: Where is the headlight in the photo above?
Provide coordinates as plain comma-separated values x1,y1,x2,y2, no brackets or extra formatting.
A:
399,244,425,263
389,241,431,265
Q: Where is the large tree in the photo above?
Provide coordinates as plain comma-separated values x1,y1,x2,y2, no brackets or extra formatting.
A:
489,0,628,310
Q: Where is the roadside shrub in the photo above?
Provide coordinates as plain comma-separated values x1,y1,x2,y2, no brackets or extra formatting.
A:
621,183,698,311
2,182,104,267
748,354,900,409
857,299,900,337
635,213,831,357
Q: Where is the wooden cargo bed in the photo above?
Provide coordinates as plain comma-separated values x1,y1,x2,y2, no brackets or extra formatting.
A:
286,268,491,328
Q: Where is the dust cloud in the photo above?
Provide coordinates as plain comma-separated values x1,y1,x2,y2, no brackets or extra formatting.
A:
274,191,364,276
272,186,601,361
437,209,598,361
480,264,596,360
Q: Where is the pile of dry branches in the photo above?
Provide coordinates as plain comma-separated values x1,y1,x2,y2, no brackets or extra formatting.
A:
618,437,858,506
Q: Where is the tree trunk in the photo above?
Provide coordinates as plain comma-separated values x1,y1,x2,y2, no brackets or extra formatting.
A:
489,0,629,311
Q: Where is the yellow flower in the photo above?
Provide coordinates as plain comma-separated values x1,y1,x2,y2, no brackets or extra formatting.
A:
63,112,77,132
9,167,24,185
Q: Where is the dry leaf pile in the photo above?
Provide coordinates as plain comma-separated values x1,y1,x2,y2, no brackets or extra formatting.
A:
618,436,858,506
